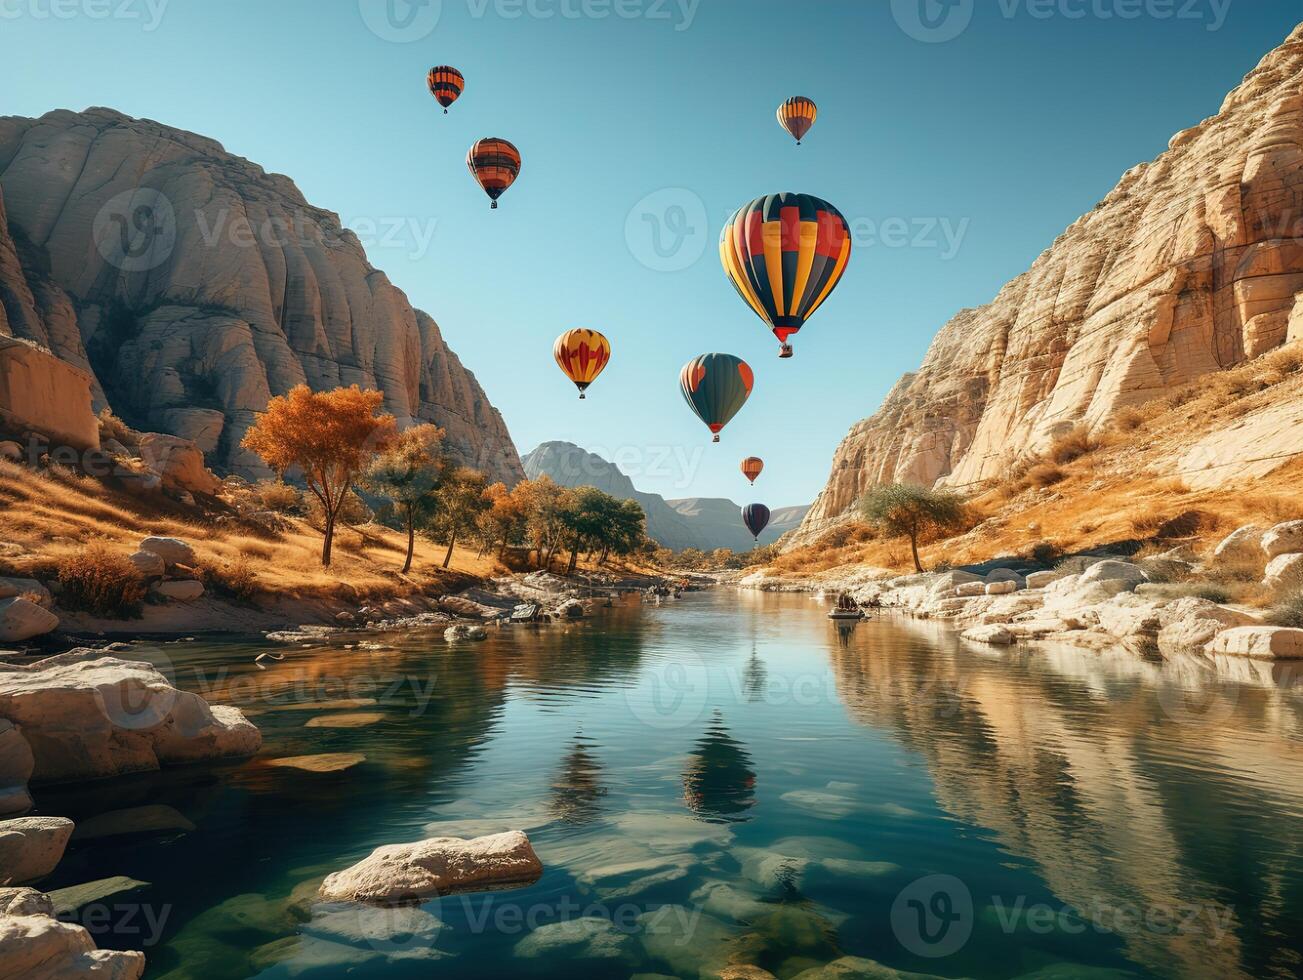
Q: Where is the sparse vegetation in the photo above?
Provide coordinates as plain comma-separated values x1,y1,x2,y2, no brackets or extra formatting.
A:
860,484,968,573
201,556,261,603
57,546,147,618
1267,591,1303,628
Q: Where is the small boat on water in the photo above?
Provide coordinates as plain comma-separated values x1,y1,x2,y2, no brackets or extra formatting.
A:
828,593,866,621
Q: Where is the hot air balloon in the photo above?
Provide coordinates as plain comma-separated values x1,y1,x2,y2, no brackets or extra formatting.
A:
720,193,852,358
742,503,771,541
466,138,520,209
777,96,817,145
679,353,753,443
741,457,764,485
427,66,464,113
554,329,611,399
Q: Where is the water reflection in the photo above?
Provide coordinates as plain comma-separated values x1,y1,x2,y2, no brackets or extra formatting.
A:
549,733,607,825
681,711,757,823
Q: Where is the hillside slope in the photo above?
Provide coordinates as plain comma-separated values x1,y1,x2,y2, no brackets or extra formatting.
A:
0,108,522,484
796,22,1303,542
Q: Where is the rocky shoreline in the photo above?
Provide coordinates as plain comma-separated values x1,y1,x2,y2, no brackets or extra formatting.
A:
742,522,1303,667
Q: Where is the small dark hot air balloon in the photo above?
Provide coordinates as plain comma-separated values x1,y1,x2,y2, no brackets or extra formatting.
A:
741,457,764,485
427,66,464,113
679,353,754,443
467,138,521,209
554,329,611,399
777,96,817,145
742,503,771,541
720,193,852,358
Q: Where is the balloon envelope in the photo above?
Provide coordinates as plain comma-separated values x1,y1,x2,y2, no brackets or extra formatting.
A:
777,96,817,144
679,353,754,442
554,329,611,399
428,66,464,111
720,193,851,356
467,138,521,209
741,457,764,485
742,503,771,541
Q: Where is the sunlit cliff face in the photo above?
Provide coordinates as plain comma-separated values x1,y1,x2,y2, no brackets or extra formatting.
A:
829,616,1303,979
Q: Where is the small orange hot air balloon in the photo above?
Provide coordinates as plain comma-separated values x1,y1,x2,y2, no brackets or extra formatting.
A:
741,457,764,485
777,96,817,145
554,329,611,399
427,66,464,113
467,138,521,209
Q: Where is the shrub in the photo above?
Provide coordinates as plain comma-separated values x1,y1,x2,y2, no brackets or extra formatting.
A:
1267,591,1303,628
1027,464,1067,488
1047,425,1097,465
201,556,260,603
57,546,146,618
1027,541,1063,565
256,480,303,514
97,408,139,448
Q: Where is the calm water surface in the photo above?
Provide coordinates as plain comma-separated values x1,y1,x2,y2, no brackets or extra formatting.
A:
34,590,1303,979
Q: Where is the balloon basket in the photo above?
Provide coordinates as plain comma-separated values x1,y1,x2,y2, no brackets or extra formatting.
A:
779,344,793,359
491,201,498,210
578,392,586,400
443,108,449,114
712,435,720,443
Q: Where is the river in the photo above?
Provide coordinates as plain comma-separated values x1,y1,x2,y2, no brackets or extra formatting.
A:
34,589,1303,979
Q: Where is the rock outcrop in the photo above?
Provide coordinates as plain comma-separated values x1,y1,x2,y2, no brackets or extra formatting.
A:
0,887,145,979
0,816,73,885
798,23,1303,541
0,108,522,484
0,336,99,452
0,651,260,790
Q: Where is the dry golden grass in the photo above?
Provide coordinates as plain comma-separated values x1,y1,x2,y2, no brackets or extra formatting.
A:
0,458,506,605
774,345,1303,588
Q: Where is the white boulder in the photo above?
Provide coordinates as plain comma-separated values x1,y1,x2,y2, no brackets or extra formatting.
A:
1206,627,1303,660
0,720,34,815
1262,520,1303,559
985,568,1025,585
0,598,59,643
953,582,986,597
151,580,205,602
137,537,196,568
1213,525,1265,562
0,886,145,978
1264,553,1303,589
961,625,1015,645
137,433,222,496
0,816,74,885
1079,560,1149,588
319,830,543,904
985,581,1019,596
0,651,261,784
1024,570,1061,590
127,551,165,578
0,578,52,608
1156,598,1256,657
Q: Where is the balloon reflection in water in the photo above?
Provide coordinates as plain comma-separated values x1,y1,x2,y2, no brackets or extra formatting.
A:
550,734,607,825
682,711,757,822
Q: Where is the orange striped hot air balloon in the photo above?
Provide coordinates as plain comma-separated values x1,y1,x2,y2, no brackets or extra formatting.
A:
427,66,464,113
741,457,764,485
777,96,817,145
467,138,521,209
554,329,611,399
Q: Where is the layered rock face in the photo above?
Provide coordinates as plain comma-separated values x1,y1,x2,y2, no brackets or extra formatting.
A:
0,108,522,484
798,23,1303,541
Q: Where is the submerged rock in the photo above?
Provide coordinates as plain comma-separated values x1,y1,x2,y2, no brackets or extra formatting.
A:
513,916,636,962
319,830,543,904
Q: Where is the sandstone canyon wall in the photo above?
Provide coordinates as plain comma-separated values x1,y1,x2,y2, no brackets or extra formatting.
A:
0,108,522,484
797,23,1303,542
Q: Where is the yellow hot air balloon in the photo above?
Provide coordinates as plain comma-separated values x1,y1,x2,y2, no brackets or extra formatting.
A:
554,329,611,399
777,96,817,145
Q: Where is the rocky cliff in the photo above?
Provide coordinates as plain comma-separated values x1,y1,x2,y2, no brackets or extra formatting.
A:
797,23,1303,542
522,441,808,551
0,108,522,484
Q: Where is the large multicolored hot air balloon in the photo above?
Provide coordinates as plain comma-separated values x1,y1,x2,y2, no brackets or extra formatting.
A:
777,96,817,145
720,193,852,358
466,138,521,209
679,353,754,443
742,503,771,541
741,457,764,485
554,329,611,399
427,66,464,113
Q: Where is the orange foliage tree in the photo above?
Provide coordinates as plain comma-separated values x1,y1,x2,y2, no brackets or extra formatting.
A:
243,385,397,567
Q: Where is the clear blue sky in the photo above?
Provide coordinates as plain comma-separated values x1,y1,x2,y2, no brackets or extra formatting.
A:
2,0,1298,507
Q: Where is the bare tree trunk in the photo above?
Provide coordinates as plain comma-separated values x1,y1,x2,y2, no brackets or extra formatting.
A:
443,528,457,569
322,513,335,567
909,532,923,574
402,504,415,574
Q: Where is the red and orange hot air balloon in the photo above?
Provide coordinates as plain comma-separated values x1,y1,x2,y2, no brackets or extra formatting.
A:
741,457,764,485
427,66,464,113
777,96,817,145
467,138,521,209
720,192,852,358
554,329,611,399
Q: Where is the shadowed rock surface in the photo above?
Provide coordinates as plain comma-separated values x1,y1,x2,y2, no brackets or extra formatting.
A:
0,107,522,484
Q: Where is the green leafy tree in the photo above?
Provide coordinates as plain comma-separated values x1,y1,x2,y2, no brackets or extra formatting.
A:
361,424,445,574
427,466,490,568
860,483,967,573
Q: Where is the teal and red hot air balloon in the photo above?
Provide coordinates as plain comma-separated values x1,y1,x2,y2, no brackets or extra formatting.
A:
679,353,754,442
720,193,852,358
742,504,770,542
